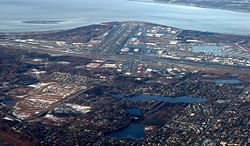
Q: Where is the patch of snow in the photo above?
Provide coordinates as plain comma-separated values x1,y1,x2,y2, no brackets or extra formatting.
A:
28,83,51,89
65,103,91,114
3,117,14,121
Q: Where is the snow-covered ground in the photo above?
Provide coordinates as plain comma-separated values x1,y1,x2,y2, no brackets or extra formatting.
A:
65,103,91,114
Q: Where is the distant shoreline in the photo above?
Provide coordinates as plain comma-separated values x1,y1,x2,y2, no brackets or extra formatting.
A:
22,20,65,25
129,0,250,13
1,21,249,36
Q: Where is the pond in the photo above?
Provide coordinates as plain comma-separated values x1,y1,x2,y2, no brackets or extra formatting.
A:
215,79,243,85
108,123,144,139
0,97,16,106
192,45,223,55
127,108,142,116
109,93,207,139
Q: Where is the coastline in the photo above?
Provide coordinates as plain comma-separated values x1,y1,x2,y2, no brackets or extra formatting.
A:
1,0,250,34
129,0,250,13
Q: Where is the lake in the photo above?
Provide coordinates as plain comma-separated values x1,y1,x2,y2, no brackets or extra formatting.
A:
192,45,224,55
108,123,144,139
127,108,142,116
113,94,208,103
110,93,207,139
215,79,243,85
0,97,16,106
1,0,250,34
108,108,144,139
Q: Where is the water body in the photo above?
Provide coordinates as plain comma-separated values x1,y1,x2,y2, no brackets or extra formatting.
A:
127,108,142,116
215,79,243,85
110,93,207,139
0,97,16,106
113,94,207,103
108,108,144,139
1,0,250,34
192,45,250,58
108,123,144,139
225,74,240,78
22,20,65,24
192,46,223,55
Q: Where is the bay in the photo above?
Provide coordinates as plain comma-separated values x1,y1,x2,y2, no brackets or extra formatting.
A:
0,0,250,34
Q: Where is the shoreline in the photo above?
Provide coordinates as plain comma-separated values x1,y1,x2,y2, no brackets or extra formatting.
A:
130,0,250,13
1,21,249,37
